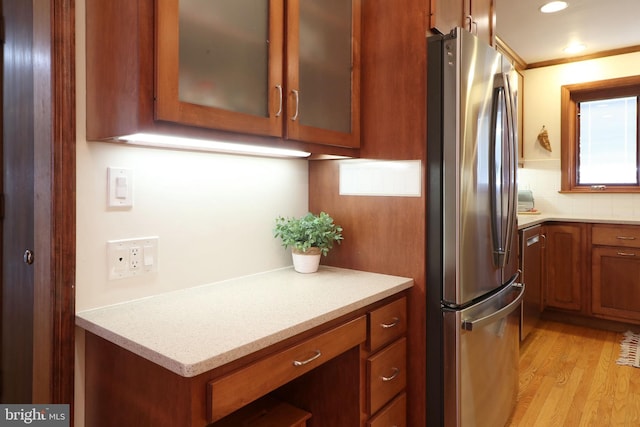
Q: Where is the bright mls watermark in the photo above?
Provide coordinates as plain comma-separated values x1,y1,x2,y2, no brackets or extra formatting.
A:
0,405,69,426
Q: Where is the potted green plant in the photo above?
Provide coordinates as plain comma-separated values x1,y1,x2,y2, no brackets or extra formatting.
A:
273,211,343,273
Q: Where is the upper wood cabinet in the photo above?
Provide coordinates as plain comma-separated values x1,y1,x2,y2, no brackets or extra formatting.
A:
86,0,361,152
467,0,495,46
429,0,463,37
429,0,495,46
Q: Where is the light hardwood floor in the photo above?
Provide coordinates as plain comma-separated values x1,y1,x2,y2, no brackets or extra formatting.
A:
507,320,640,426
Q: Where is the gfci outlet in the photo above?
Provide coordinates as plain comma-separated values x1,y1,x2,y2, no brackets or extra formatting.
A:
107,237,158,280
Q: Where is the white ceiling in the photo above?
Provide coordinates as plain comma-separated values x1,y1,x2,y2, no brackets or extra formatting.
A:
495,0,640,65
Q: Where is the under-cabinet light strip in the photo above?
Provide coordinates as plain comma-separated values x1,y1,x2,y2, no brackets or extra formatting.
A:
118,133,311,158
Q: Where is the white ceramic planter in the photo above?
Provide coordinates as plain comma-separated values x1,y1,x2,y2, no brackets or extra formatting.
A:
291,248,321,273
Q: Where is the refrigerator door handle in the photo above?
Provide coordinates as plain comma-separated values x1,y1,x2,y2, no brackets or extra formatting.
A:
503,72,518,264
489,72,518,268
461,283,525,331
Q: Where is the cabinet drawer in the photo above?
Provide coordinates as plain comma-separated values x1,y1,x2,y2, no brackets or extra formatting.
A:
207,316,366,423
592,225,640,248
367,337,407,416
368,297,407,352
367,393,406,427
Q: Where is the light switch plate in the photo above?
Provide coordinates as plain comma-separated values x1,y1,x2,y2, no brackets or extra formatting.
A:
107,167,133,207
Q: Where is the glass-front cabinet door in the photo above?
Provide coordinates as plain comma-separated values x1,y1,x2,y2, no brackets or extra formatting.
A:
285,0,361,148
155,0,284,137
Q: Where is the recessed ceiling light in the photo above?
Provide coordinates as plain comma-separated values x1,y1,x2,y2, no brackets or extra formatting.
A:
563,43,586,54
540,1,568,13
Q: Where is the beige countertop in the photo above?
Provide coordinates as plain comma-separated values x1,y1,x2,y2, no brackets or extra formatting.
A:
518,213,640,229
76,266,413,378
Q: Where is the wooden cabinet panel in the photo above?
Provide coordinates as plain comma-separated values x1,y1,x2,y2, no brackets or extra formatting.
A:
544,223,585,312
207,316,366,423
592,246,640,322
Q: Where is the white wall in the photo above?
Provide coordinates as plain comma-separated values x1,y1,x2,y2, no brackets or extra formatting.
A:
519,51,640,218
75,0,309,425
75,142,308,311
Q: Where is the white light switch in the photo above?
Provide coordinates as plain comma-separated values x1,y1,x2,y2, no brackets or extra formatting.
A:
115,176,128,198
108,167,133,207
143,244,154,269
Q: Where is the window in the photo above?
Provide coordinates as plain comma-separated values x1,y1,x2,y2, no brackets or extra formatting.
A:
561,76,640,192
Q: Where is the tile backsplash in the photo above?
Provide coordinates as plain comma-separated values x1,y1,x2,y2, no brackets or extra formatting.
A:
518,159,640,219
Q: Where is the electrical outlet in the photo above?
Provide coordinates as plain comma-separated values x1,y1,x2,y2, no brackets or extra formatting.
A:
107,237,158,280
130,246,141,271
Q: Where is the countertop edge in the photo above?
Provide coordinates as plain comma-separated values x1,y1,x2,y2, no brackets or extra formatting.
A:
518,214,640,230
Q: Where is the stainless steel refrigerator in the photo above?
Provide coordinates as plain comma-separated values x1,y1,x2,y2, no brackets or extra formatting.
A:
426,28,525,427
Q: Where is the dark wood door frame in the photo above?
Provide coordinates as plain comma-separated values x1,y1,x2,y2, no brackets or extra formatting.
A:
32,0,75,409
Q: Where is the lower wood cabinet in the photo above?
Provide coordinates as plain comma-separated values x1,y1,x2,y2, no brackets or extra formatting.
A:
542,222,640,326
591,224,640,324
84,294,408,427
543,223,586,312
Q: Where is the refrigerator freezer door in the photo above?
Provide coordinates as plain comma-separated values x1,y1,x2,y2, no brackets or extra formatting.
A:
443,282,524,427
441,29,519,306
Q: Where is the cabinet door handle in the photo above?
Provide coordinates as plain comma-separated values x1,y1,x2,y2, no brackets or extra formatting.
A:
380,317,400,329
465,15,477,34
616,236,636,240
275,85,283,117
381,367,400,382
617,252,636,257
291,89,300,121
293,349,321,366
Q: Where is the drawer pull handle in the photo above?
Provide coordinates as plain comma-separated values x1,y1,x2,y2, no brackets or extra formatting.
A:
293,350,322,367
381,367,400,382
616,236,636,240
380,317,400,329
617,252,636,257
